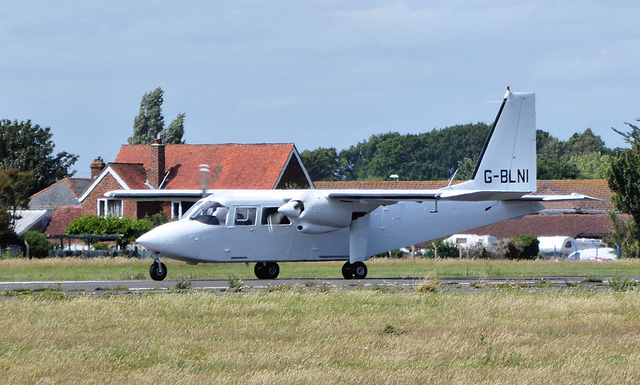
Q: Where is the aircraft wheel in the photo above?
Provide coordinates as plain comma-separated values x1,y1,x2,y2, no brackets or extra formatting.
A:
149,261,167,281
342,262,354,280
254,262,267,279
353,262,367,279
255,262,279,279
264,262,280,279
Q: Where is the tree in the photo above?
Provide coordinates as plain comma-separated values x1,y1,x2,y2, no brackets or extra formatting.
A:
569,152,612,179
455,157,476,180
128,87,186,145
0,169,32,213
564,128,611,157
605,212,640,258
300,148,340,181
164,112,185,144
0,120,77,194
607,120,640,257
0,169,32,248
537,160,580,179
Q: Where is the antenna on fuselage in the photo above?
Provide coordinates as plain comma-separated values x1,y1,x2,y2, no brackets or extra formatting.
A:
200,164,210,198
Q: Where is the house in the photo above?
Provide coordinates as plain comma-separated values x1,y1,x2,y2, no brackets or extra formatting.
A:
78,140,313,220
25,174,94,238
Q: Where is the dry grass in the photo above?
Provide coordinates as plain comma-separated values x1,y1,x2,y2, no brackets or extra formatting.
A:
1,289,640,384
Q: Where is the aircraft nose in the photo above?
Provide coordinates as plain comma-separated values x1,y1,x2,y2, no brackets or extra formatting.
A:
136,221,184,253
136,229,165,251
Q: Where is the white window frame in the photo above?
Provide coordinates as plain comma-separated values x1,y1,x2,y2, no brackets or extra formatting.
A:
97,199,123,218
171,201,182,220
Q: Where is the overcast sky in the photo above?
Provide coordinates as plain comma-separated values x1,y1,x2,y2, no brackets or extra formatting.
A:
1,1,639,178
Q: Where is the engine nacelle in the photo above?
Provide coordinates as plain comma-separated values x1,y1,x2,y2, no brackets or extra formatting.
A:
278,193,356,234
294,223,342,234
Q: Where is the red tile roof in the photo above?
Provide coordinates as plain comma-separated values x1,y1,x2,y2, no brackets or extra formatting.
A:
44,206,83,235
314,180,454,190
536,180,614,211
463,213,625,239
108,163,148,189
114,143,296,189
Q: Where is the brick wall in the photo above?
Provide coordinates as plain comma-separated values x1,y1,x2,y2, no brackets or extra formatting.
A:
80,173,138,219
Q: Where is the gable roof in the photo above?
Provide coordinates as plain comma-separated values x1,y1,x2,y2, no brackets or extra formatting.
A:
108,163,149,189
29,178,92,209
115,143,302,190
78,163,147,202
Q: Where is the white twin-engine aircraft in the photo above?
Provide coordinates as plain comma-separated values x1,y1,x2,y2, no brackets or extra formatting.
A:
106,89,594,281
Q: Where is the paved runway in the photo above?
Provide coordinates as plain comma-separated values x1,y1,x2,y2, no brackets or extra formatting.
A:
1,275,635,294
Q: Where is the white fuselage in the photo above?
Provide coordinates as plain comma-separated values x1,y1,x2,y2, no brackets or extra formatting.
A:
136,189,543,264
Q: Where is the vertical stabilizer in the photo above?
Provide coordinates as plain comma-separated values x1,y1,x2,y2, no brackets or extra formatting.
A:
455,89,536,193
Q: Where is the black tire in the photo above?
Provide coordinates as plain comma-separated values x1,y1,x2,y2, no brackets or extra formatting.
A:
264,262,280,279
254,262,279,279
149,262,167,281
352,262,367,279
254,262,267,279
342,262,354,280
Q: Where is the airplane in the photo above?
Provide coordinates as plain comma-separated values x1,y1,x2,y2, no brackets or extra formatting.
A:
106,88,595,281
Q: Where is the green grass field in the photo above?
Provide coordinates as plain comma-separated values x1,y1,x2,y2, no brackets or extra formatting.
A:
1,257,640,282
2,258,640,383
1,288,640,384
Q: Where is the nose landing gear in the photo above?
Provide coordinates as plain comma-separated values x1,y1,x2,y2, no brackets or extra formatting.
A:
149,254,167,281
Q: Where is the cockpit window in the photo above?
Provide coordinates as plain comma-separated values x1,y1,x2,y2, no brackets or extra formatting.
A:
182,200,206,220
234,207,256,226
189,201,228,225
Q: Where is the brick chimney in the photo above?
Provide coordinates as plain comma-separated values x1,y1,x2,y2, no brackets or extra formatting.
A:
149,138,165,189
90,157,106,179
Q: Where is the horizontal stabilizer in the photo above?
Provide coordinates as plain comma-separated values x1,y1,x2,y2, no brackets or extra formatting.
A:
513,193,601,202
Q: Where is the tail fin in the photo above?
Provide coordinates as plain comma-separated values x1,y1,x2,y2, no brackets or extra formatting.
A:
456,88,537,193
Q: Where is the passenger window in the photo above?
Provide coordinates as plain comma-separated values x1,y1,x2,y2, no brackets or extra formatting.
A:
235,207,256,226
261,207,291,226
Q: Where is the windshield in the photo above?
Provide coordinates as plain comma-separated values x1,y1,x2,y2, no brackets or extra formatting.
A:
189,201,228,225
181,200,207,220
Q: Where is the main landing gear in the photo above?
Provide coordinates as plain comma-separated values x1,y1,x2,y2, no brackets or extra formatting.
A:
254,262,280,279
342,261,367,280
149,254,167,281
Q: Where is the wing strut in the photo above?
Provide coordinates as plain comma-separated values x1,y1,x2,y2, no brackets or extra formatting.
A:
349,214,370,264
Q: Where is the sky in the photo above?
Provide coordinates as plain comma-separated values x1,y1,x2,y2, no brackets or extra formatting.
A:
1,1,639,178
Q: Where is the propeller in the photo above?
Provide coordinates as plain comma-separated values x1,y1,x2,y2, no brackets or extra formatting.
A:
200,164,210,198
278,200,304,219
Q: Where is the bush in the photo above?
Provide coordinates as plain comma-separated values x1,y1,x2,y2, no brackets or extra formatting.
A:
65,215,154,248
374,249,405,258
505,234,539,260
424,241,459,259
22,231,51,258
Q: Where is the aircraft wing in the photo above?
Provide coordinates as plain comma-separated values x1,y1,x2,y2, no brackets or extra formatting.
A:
327,189,529,203
104,189,206,201
326,190,599,203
